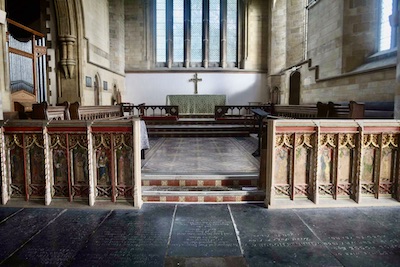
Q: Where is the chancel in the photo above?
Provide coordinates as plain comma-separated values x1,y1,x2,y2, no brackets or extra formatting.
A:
1,0,400,207
1,0,400,265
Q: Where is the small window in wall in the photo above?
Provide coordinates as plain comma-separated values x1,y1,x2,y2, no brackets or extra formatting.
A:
379,0,398,51
156,0,239,68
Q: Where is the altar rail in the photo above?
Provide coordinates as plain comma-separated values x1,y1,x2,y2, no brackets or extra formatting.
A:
0,118,142,208
122,103,179,118
215,105,272,119
69,102,124,120
263,119,400,208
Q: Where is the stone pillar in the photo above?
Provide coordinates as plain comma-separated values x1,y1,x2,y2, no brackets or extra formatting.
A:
59,35,76,79
133,119,143,209
54,0,81,104
87,124,96,206
43,126,52,206
0,123,9,205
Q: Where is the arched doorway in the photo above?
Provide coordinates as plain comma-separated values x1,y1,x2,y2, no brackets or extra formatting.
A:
289,71,301,105
271,87,281,104
94,75,100,105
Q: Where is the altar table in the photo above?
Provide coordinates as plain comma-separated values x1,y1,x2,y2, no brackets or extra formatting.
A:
166,95,226,114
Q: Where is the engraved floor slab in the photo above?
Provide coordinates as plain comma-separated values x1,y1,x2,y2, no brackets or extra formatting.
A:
1,204,400,266
0,207,21,222
294,207,400,267
142,137,259,174
230,204,343,267
0,208,64,263
2,209,110,266
167,204,242,257
69,204,175,267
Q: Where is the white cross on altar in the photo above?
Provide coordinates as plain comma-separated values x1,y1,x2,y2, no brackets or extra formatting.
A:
189,73,202,94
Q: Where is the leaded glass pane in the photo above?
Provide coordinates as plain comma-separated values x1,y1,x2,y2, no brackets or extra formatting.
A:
227,0,237,62
209,0,220,62
379,0,393,51
173,0,184,62
156,0,166,62
191,0,203,62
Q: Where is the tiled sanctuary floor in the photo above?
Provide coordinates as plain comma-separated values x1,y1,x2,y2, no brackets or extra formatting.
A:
142,137,259,174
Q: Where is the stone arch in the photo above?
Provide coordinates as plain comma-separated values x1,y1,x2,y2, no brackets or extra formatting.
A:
94,74,101,105
289,71,301,105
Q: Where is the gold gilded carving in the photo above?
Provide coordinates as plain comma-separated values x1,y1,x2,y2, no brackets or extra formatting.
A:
382,134,398,148
320,134,336,147
296,134,314,148
50,134,68,149
69,134,88,149
363,134,379,148
339,134,355,148
94,134,111,149
276,134,293,148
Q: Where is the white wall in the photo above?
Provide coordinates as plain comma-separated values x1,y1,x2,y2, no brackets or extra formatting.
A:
124,73,268,105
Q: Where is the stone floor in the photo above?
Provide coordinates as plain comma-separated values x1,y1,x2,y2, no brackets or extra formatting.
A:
1,204,400,266
142,137,260,174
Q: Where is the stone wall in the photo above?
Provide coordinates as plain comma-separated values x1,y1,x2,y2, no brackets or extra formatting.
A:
80,0,125,105
307,0,344,78
245,0,269,70
124,0,147,70
269,0,397,105
109,0,125,74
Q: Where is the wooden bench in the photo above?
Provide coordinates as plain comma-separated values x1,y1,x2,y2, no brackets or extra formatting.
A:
32,101,70,120
327,101,365,119
69,102,124,120
271,104,319,118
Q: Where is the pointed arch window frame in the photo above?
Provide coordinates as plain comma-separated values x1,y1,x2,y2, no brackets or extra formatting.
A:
155,0,244,69
378,0,398,51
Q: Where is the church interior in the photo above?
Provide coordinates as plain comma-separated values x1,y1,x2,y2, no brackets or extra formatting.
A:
0,0,400,266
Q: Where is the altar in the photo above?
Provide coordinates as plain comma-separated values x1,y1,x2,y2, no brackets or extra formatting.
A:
166,95,226,114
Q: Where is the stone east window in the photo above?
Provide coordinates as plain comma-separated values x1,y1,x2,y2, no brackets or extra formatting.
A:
156,0,238,68
379,0,398,51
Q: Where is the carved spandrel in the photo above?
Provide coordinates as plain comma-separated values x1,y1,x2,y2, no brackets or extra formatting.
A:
276,133,294,148
363,134,379,148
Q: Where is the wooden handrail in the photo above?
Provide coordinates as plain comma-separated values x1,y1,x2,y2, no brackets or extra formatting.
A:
7,18,45,38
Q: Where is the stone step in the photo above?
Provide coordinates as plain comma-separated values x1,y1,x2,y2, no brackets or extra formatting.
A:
142,174,259,187
141,174,263,203
148,132,250,137
142,186,265,203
